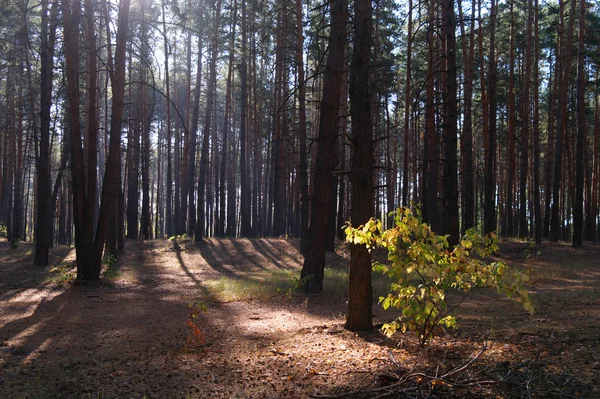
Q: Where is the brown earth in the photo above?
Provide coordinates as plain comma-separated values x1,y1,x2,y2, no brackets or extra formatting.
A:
0,238,599,398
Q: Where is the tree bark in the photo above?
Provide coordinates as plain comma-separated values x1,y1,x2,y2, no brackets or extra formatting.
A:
296,0,309,254
505,0,516,237
402,0,412,207
300,0,347,293
532,0,542,244
458,0,475,233
346,0,373,332
442,0,459,247
195,0,221,242
484,0,497,235
519,0,533,238
551,0,576,242
573,0,585,247
34,0,58,265
240,0,252,237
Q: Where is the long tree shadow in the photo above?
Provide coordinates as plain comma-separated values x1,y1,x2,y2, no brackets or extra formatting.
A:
193,240,242,278
248,238,290,269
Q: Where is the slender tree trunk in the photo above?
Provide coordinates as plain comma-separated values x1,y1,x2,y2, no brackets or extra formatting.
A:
346,0,373,332
573,0,585,247
544,53,557,238
551,0,576,242
442,0,459,247
272,3,287,237
484,0,497,235
532,0,542,244
161,0,173,238
505,0,515,237
423,0,438,230
34,0,58,264
402,0,412,207
240,0,252,237
519,0,533,238
296,0,309,254
188,19,203,236
195,0,221,242
95,0,130,263
590,70,599,241
300,0,347,293
126,110,140,238
458,0,475,233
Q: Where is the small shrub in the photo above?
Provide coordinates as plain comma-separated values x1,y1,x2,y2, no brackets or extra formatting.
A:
186,302,207,348
278,274,313,298
0,223,7,238
49,265,74,283
345,207,534,346
102,252,117,266
10,238,19,249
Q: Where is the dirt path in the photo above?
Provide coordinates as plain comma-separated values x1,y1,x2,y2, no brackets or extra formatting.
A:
1,239,599,398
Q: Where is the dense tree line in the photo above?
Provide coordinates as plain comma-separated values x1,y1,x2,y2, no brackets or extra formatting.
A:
0,0,599,329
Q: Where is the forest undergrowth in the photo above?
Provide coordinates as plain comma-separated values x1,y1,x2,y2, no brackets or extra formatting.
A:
0,238,599,398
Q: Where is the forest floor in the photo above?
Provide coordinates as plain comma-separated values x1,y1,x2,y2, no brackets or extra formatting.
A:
0,237,599,398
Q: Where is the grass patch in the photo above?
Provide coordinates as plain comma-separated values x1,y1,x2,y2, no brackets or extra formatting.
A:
202,264,393,303
203,269,299,302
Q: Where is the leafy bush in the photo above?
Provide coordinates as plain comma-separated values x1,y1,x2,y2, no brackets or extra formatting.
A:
0,223,6,238
10,239,19,249
345,207,534,345
102,252,117,266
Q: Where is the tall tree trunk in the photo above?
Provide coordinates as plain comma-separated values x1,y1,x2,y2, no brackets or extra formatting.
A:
63,0,99,279
442,0,459,247
423,0,438,230
458,0,475,233
590,70,599,241
126,109,140,238
505,0,515,237
346,0,373,332
402,0,412,207
95,0,130,263
188,18,203,236
544,53,557,239
218,2,233,237
240,0,252,237
532,0,542,244
519,0,533,238
195,0,221,242
484,0,497,235
272,3,287,237
296,0,309,254
573,0,585,247
551,0,576,242
34,0,58,264
161,0,173,238
300,0,347,293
